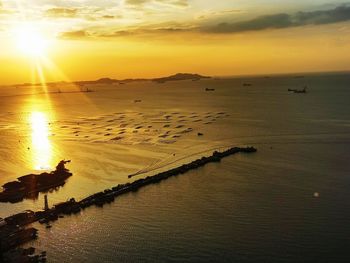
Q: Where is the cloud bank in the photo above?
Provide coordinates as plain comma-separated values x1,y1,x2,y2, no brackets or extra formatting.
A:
46,8,78,18
125,0,188,7
23,3,350,40
205,5,350,33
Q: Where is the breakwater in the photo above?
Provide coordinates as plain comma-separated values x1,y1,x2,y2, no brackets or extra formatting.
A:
0,146,257,262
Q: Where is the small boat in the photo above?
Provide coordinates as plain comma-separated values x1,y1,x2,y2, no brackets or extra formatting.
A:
205,88,215,91
84,88,93,93
288,86,307,93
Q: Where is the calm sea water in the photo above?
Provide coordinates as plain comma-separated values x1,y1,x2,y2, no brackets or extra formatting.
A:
1,72,350,262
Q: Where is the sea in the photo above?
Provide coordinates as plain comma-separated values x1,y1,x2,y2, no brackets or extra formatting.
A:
0,72,350,262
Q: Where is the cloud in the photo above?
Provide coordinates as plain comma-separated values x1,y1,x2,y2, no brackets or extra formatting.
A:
164,0,188,7
56,4,350,40
196,9,242,20
46,7,78,18
125,0,148,5
44,6,123,21
0,1,13,15
60,30,90,39
125,0,188,8
102,15,116,19
57,24,192,39
205,4,350,33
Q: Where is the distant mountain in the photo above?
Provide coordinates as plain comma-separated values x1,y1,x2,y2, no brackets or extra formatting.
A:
74,73,210,86
74,77,149,86
74,78,118,86
152,73,211,83
11,73,211,88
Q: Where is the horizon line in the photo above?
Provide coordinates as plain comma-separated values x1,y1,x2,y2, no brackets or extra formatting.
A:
1,69,349,87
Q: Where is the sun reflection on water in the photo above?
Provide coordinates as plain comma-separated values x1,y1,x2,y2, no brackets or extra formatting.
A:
30,111,52,170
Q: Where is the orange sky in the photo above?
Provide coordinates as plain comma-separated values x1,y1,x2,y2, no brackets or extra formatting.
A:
0,1,349,84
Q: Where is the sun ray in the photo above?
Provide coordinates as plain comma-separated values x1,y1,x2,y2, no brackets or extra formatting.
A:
40,56,99,109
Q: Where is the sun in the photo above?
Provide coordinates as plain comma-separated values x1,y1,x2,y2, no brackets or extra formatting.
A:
13,24,49,57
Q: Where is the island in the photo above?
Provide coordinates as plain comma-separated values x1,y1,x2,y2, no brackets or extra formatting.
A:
152,73,211,83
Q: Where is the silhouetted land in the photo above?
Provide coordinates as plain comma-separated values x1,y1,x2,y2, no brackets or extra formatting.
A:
152,73,211,83
8,73,211,88
0,161,72,203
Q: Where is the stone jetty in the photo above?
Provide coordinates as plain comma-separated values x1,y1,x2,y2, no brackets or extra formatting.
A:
0,146,256,262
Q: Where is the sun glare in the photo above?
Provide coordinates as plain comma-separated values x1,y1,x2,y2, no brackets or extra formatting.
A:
13,24,49,57
30,111,52,170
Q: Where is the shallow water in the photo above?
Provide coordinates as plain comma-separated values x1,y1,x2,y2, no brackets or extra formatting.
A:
1,72,350,261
